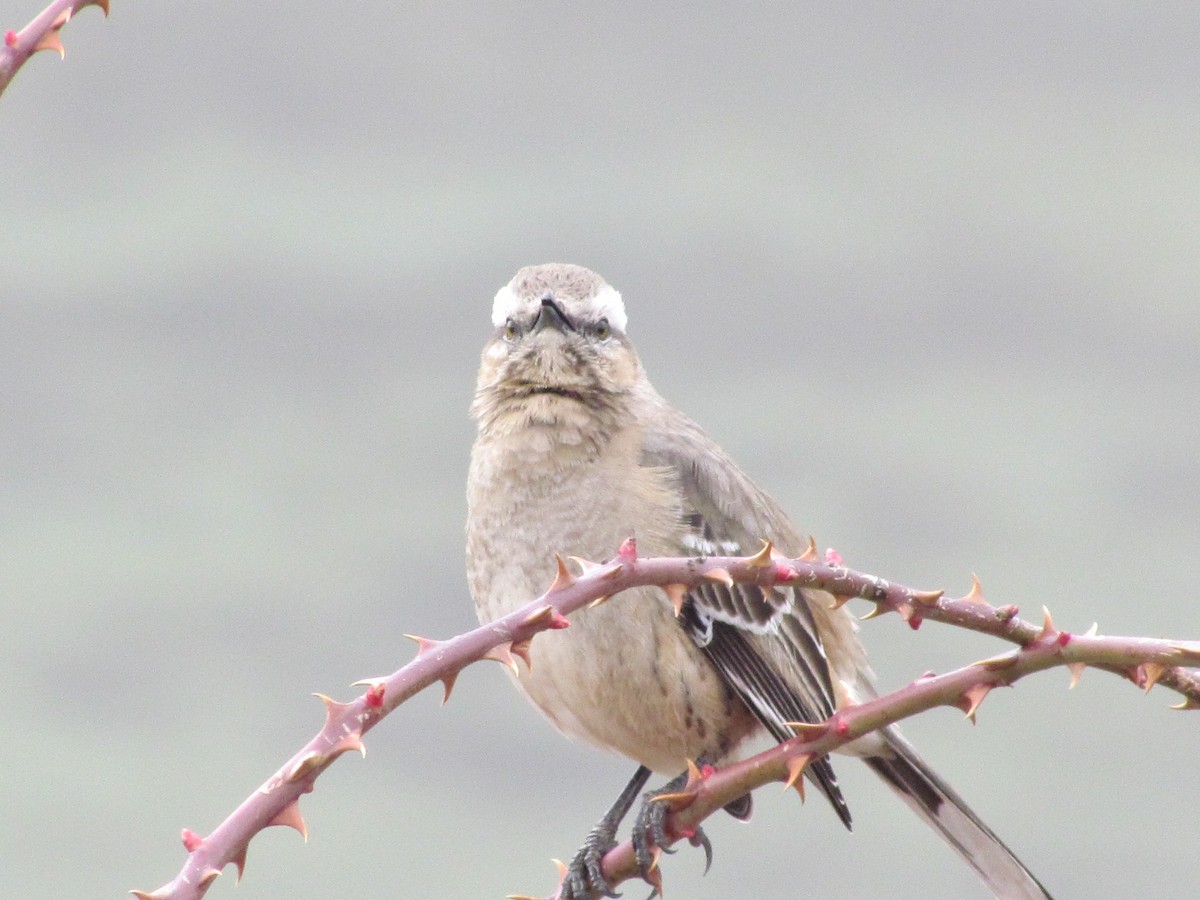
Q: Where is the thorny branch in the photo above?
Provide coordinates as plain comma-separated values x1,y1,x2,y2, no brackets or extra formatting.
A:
133,538,1200,900
0,0,109,99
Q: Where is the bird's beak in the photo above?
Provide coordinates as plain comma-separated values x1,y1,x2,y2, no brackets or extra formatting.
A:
531,294,575,335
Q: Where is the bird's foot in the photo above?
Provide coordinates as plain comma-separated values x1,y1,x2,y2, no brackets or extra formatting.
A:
631,772,715,897
559,817,621,900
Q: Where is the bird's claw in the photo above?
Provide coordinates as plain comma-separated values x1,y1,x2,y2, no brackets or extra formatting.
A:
690,828,714,875
559,821,622,900
630,777,715,897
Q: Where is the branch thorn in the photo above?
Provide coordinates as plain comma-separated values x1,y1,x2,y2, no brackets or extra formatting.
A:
1066,662,1086,689
703,567,734,587
268,799,309,841
782,752,813,800
662,583,688,617
964,574,987,605
745,539,775,569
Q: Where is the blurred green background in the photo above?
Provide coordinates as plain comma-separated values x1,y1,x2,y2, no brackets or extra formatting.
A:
3,4,1198,898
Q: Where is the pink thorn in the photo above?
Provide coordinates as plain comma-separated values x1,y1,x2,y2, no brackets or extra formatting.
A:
1056,632,1072,647
618,537,638,560
834,719,850,737
4,29,16,47
699,764,716,779
824,548,843,566
677,826,697,839
364,683,385,709
907,615,923,631
773,561,799,582
181,828,204,852
547,609,570,630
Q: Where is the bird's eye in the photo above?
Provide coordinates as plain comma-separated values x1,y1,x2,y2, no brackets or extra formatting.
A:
593,318,611,340
503,317,519,341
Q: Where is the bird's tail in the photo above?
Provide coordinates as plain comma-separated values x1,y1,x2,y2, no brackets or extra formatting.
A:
865,726,1052,899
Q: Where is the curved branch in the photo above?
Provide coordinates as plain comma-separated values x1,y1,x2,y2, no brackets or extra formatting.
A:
133,540,1200,899
0,0,109,99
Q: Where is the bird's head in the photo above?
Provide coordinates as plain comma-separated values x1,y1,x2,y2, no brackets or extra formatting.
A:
472,264,643,431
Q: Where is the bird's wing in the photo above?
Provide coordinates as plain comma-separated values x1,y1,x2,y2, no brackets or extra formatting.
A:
639,390,1053,896
639,393,852,827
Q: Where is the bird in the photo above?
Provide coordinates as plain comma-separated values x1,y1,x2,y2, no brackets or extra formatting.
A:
465,263,1051,900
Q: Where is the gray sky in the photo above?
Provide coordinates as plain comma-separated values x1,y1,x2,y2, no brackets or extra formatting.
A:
3,4,1199,898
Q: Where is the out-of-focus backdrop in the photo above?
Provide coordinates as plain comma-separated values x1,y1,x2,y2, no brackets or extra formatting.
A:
3,4,1198,898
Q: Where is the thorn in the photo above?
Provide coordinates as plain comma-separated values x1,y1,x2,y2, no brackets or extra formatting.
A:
703,567,734,587
571,556,625,582
798,536,818,562
268,799,309,841
964,574,987,605
4,30,16,48
650,790,697,809
548,554,577,592
402,633,444,658
828,593,854,610
198,868,222,891
618,536,638,560
568,555,601,573
32,9,71,58
1036,606,1056,641
1084,622,1099,637
180,828,204,852
553,858,568,880
484,642,520,676
683,757,703,787
785,720,828,740
286,751,325,783
1066,662,1086,689
859,601,891,621
912,589,944,607
662,583,688,617
587,594,611,609
328,732,366,759
510,636,534,670
315,692,358,723
1169,642,1200,663
1138,662,1167,694
823,547,843,567
783,753,813,800
971,652,1018,670
232,843,248,881
955,683,992,722
745,539,775,569
1170,697,1200,711
439,671,459,704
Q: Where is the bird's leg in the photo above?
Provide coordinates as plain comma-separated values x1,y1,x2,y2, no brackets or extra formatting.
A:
631,763,719,893
560,765,652,900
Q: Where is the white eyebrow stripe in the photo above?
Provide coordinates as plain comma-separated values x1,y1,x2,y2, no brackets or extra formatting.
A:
490,280,628,332
491,284,520,327
588,285,628,331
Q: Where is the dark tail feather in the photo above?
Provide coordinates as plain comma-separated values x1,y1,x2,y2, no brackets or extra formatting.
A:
867,727,1053,899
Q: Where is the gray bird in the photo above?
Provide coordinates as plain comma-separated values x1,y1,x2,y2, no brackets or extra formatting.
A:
466,263,1050,899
